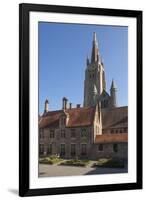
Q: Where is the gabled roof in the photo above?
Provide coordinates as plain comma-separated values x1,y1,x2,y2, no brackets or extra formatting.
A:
102,106,128,129
39,107,96,128
95,133,128,143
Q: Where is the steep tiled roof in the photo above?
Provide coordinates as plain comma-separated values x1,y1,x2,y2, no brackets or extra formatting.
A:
39,106,128,129
39,107,95,128
95,133,128,143
102,106,128,129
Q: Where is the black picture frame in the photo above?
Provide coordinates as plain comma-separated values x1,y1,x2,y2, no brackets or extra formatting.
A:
19,3,143,197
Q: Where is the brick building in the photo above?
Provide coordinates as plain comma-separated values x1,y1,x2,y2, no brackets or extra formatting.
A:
39,32,128,160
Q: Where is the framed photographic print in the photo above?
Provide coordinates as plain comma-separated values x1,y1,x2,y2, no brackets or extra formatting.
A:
19,3,142,197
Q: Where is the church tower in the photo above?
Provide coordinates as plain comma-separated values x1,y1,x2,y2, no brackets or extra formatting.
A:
84,32,106,107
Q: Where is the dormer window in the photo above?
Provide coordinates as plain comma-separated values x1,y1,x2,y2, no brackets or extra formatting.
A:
59,112,69,128
59,116,66,128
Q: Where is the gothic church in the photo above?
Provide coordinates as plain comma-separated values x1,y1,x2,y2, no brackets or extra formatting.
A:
39,33,128,160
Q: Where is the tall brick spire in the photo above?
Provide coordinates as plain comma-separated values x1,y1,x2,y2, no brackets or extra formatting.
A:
91,32,99,63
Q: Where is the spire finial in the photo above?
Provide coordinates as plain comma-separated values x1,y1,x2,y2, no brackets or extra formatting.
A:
93,32,97,42
93,32,99,47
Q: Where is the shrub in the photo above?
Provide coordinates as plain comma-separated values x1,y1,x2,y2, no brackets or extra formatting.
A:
61,159,90,167
93,158,125,168
39,156,63,165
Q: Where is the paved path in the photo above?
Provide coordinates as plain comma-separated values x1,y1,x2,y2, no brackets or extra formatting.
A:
39,163,128,177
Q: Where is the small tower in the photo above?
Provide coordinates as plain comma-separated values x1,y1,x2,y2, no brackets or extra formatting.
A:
44,99,49,113
110,79,117,108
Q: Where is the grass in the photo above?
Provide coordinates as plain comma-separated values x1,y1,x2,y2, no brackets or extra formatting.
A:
60,159,90,167
93,158,125,168
39,155,63,165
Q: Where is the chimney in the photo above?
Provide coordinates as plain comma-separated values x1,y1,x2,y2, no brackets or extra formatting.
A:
62,97,68,110
44,99,49,113
69,103,72,109
76,104,81,108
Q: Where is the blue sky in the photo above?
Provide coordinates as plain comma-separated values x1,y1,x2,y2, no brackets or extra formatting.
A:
39,22,128,114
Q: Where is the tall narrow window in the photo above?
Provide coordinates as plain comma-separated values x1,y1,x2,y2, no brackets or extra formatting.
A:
40,129,44,139
61,130,66,138
60,144,65,156
50,130,55,138
71,129,76,138
81,129,87,138
98,144,103,151
39,144,44,154
124,128,127,132
81,144,87,155
71,144,76,156
116,130,118,134
61,117,66,126
113,143,118,152
47,143,52,154
110,129,114,134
